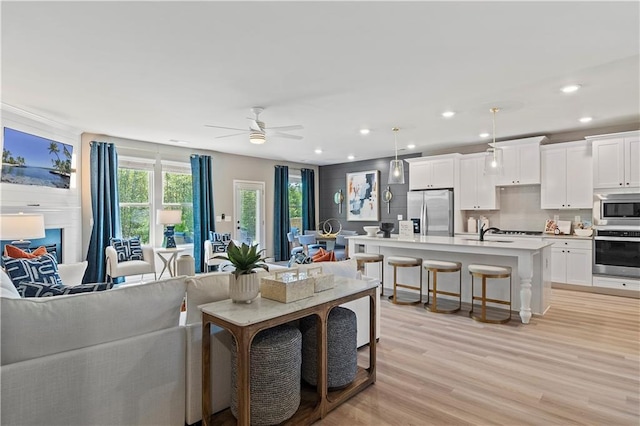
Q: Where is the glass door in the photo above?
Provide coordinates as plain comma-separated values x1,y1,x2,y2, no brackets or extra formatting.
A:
233,180,265,250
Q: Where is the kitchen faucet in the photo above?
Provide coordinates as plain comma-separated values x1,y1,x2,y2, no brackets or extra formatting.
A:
478,223,501,241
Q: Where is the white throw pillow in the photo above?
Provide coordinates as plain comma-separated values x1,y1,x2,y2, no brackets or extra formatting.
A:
57,261,88,287
1,269,20,299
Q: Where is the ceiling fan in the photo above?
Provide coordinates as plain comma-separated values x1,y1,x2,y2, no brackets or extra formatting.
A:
205,107,303,144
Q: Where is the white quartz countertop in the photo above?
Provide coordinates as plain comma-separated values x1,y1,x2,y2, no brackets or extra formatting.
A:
455,232,593,241
347,234,553,251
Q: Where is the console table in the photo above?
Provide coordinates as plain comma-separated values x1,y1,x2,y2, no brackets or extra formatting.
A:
201,277,378,426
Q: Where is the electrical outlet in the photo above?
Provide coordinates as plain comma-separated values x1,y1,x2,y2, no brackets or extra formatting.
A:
397,214,403,220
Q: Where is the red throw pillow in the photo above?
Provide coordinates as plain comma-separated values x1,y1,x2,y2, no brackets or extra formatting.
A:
3,245,48,259
314,251,334,263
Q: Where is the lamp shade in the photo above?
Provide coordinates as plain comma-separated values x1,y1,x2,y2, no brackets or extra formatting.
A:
0,213,46,240
156,209,182,225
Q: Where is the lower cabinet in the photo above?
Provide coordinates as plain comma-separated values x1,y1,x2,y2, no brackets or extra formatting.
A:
593,276,640,292
548,238,592,286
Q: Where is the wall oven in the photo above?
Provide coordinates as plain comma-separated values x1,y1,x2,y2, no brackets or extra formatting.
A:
593,194,640,278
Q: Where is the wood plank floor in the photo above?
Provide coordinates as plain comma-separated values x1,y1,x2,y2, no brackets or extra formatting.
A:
318,289,640,425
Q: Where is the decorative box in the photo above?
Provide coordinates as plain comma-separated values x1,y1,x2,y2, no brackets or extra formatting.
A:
260,269,314,303
305,266,335,292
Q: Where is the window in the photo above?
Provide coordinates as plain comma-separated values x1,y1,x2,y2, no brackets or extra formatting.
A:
288,174,302,232
117,158,193,247
162,168,193,244
118,167,152,244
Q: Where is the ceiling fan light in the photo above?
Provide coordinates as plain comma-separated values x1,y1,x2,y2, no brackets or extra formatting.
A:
249,131,265,144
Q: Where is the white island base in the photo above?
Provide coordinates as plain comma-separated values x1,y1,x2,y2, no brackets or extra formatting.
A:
348,235,553,324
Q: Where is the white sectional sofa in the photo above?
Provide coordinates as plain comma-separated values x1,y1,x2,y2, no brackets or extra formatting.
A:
1,277,187,426
1,258,380,426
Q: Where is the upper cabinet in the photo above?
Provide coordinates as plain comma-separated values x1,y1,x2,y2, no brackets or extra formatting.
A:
495,136,547,186
406,154,460,190
587,131,639,190
459,153,499,210
540,141,592,209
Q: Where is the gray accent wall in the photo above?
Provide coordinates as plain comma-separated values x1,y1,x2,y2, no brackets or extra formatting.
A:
318,153,421,234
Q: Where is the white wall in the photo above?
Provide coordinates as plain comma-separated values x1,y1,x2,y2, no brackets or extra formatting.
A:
0,106,83,262
81,133,317,259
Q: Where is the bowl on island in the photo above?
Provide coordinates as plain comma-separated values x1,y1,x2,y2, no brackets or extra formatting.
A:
573,228,593,237
363,226,379,237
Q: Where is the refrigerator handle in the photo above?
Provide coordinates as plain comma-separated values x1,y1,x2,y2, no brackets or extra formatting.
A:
422,199,428,236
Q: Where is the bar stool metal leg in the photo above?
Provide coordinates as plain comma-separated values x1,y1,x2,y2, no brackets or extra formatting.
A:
468,264,512,324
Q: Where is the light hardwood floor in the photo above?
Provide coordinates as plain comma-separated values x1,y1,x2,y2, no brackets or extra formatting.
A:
319,289,640,425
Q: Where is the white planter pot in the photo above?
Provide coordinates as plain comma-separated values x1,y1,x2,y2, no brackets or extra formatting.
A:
229,273,260,303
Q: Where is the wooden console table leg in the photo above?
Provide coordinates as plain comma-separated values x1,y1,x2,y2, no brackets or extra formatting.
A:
202,320,212,426
369,292,377,378
317,310,329,418
235,327,253,426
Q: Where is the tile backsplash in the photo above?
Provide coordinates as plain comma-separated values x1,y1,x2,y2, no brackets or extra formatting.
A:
462,185,592,233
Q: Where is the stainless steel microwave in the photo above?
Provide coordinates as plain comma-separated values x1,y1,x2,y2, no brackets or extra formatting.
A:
594,193,640,226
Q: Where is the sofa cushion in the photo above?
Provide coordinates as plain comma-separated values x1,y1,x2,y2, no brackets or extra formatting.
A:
110,237,144,262
3,245,48,259
1,269,20,299
185,272,230,324
1,276,186,365
15,282,113,298
2,252,62,287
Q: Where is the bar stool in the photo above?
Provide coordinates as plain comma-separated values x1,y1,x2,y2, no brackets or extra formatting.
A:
423,260,462,314
352,253,384,295
387,256,423,305
468,264,512,324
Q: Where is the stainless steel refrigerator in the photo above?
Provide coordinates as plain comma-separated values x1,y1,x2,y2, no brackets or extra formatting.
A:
407,189,454,236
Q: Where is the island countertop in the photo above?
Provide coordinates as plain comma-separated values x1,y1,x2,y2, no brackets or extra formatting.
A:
347,234,553,251
346,234,553,324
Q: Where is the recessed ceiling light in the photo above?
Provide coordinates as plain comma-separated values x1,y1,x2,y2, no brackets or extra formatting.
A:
314,148,322,154
169,139,189,145
479,132,490,138
407,144,416,149
347,155,355,160
561,84,581,93
360,129,370,135
579,116,593,123
442,111,455,118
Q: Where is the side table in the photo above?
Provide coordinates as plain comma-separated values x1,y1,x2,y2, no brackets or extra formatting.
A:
155,248,185,278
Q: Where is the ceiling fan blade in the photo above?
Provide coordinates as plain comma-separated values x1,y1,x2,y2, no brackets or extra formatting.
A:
272,132,303,140
215,131,249,139
205,124,247,131
248,119,262,131
266,125,304,131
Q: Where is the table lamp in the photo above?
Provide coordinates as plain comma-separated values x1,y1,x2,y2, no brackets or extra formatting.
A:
157,210,182,248
0,213,46,251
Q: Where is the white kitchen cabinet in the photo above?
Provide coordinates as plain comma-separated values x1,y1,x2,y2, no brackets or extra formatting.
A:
588,131,640,190
547,238,592,286
459,153,499,210
592,276,639,292
406,154,460,190
540,141,592,209
495,136,547,186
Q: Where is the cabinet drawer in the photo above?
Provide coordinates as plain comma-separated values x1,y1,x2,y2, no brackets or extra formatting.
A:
546,238,592,250
593,276,640,291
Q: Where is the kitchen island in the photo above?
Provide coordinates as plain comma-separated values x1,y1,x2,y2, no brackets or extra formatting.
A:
347,235,553,324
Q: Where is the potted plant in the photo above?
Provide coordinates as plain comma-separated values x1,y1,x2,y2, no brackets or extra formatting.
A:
216,240,269,303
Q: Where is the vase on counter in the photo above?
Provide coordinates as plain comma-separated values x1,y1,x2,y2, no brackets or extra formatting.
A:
468,217,477,233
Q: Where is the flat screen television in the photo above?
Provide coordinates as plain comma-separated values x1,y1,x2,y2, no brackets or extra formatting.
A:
1,127,74,189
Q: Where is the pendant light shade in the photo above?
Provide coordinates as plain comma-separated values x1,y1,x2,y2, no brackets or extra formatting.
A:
388,127,405,184
484,107,503,175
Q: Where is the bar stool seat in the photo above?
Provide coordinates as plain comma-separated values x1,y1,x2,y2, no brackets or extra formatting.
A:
468,264,512,324
423,260,462,314
352,253,384,295
388,256,423,305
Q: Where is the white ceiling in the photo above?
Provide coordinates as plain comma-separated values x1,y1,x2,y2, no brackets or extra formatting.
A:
2,1,639,166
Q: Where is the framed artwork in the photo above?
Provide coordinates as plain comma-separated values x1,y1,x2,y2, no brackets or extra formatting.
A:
346,170,379,221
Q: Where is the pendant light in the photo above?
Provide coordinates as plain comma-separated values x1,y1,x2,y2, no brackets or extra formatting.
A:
388,127,405,184
484,107,503,175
